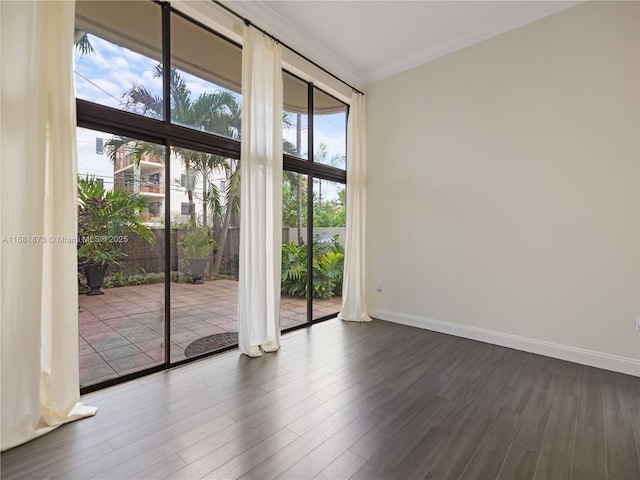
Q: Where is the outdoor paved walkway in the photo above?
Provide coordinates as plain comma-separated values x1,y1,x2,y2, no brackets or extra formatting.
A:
78,279,341,388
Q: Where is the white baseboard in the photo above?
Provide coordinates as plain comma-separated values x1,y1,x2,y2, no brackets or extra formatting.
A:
370,309,640,377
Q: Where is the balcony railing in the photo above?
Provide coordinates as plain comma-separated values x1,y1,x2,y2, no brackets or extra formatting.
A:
140,182,164,194
114,152,163,171
118,182,164,195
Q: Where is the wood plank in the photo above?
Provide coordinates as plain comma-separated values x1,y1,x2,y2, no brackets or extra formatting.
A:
285,384,390,437
165,396,324,479
125,454,186,480
349,394,447,461
312,450,367,480
576,366,604,429
571,424,606,480
533,393,578,480
459,408,521,480
201,428,300,480
240,410,380,480
623,375,640,410
276,411,380,479
512,386,554,452
630,408,640,464
55,414,235,479
422,407,493,480
349,397,450,479
602,382,640,479
429,375,506,435
383,424,450,480
496,444,538,480
176,387,326,466
8,440,114,480
502,379,535,414
1,319,638,480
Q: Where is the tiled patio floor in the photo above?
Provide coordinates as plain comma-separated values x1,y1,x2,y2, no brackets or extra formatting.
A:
79,279,341,388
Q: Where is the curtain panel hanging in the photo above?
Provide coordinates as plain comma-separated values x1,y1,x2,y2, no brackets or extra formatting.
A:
237,26,284,357
338,93,372,323
1,0,97,451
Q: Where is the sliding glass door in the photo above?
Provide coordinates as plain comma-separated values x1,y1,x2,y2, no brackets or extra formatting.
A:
169,149,241,362
311,178,346,320
281,171,310,329
281,72,348,328
75,1,349,392
75,0,244,391
77,127,166,388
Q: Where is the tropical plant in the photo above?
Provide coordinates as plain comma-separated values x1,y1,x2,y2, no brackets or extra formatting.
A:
282,143,346,241
77,175,156,266
314,141,345,168
281,241,308,297
178,225,216,284
283,112,305,244
281,234,344,299
103,270,165,288
74,31,95,56
107,65,241,275
179,226,216,261
282,172,308,243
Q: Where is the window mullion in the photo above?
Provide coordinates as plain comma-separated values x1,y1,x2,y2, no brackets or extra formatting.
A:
306,82,314,323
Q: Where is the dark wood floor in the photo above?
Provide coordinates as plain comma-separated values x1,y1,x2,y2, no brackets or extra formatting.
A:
2,318,639,480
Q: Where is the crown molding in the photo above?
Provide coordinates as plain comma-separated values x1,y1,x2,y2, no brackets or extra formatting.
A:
223,0,363,86
222,1,581,88
360,1,580,85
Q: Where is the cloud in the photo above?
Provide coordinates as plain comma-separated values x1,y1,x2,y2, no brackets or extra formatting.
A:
75,35,160,108
75,32,348,173
283,114,346,166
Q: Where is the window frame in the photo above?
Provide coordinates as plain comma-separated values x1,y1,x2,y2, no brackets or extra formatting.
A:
76,2,349,394
282,71,347,329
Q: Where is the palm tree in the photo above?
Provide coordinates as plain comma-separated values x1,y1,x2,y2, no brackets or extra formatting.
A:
74,31,95,56
108,65,242,275
315,141,345,168
283,171,307,244
282,113,304,244
119,64,240,219
281,141,346,244
213,158,240,275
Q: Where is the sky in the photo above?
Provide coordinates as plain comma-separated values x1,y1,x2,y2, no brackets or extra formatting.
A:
75,32,346,201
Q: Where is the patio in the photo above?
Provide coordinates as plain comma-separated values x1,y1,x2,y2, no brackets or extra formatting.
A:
78,279,341,388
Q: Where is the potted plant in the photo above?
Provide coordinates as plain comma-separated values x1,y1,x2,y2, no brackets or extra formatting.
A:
179,226,216,284
77,175,156,295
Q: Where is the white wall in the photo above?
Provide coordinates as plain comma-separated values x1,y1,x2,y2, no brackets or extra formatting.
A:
366,1,640,375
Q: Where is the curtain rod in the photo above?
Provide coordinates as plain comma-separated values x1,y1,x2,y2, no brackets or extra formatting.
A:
211,0,364,96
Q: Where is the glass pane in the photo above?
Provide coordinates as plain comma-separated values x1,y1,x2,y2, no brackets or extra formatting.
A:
283,72,308,159
77,127,165,388
281,172,309,329
74,1,163,118
312,179,346,320
171,13,242,139
170,148,240,361
313,88,347,170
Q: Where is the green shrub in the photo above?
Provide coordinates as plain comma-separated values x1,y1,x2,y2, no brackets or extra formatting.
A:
178,226,216,260
281,234,344,299
77,175,155,267
101,270,165,288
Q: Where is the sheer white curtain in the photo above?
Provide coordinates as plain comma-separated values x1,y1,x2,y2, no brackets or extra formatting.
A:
237,26,283,357
338,93,372,323
1,0,97,450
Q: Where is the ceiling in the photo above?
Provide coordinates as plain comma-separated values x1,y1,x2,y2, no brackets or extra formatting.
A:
225,1,580,87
